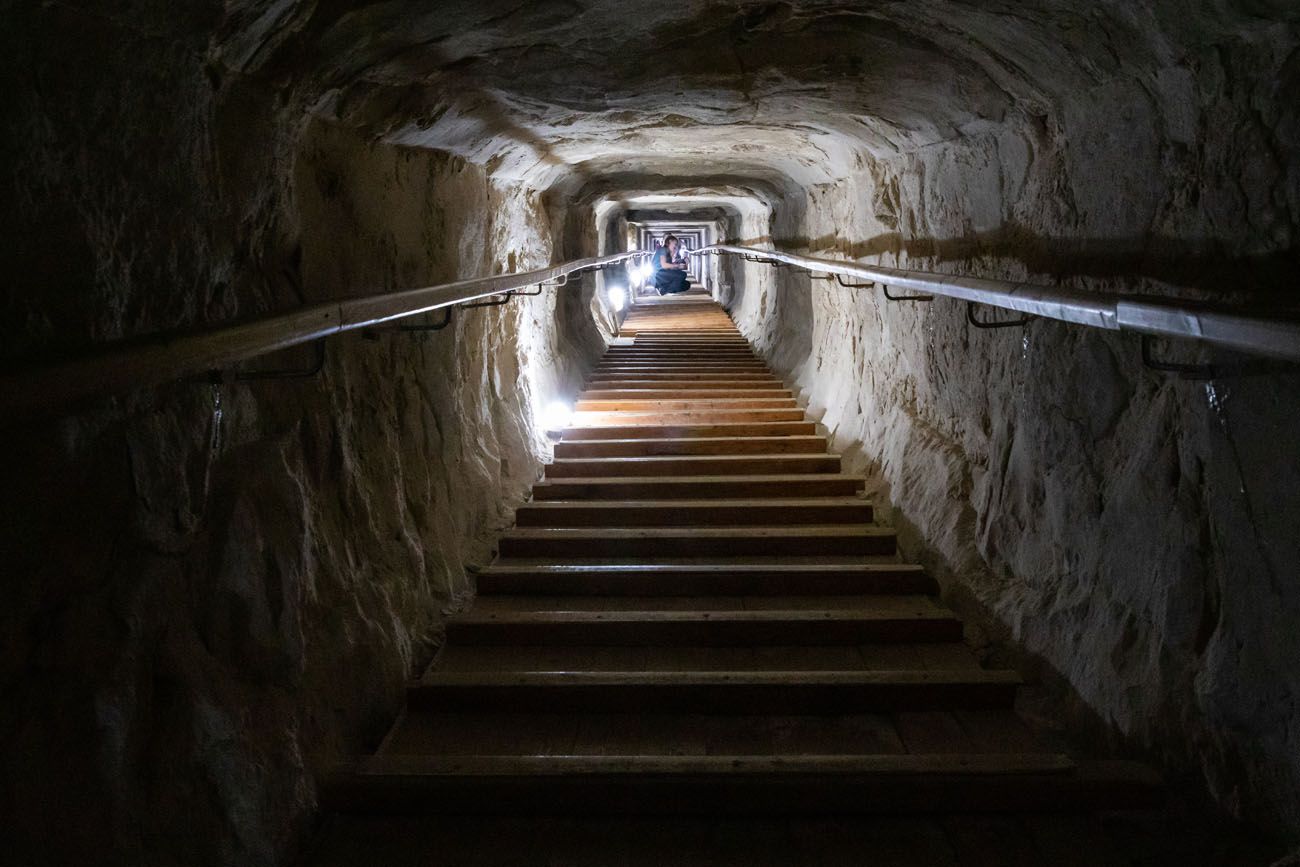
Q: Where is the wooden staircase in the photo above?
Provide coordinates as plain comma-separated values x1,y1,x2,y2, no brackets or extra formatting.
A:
316,293,1160,859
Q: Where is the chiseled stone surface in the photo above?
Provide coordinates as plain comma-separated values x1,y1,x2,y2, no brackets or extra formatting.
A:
727,16,1300,843
1,18,606,863
3,0,1299,864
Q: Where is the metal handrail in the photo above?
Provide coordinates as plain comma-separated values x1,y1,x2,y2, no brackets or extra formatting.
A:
2,250,653,421
694,244,1300,363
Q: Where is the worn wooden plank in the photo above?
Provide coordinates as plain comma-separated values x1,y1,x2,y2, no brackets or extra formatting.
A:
497,524,896,557
410,669,1023,713
475,563,935,596
545,454,841,477
561,421,815,439
553,435,827,458
445,608,963,646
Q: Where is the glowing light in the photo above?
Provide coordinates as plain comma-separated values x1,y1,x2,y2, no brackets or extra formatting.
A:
639,263,653,281
608,285,627,312
543,400,573,432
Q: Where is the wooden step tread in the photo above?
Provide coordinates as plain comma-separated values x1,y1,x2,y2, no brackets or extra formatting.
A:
596,360,767,366
476,562,935,596
579,389,794,399
552,435,828,457
467,594,943,613
571,409,808,425
532,474,866,500
347,753,1075,777
549,454,840,466
631,335,751,340
587,374,781,382
591,367,772,374
514,498,871,526
380,708,1042,756
562,421,816,439
598,359,762,365
582,383,786,392
420,669,1019,687
628,344,753,350
480,563,924,576
502,526,890,540
575,398,799,411
445,608,962,646
546,455,841,477
433,642,983,673
321,758,1163,815
411,669,1021,713
498,525,895,558
602,351,758,357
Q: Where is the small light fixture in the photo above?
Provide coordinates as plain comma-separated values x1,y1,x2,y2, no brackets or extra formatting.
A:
543,400,573,433
608,285,627,312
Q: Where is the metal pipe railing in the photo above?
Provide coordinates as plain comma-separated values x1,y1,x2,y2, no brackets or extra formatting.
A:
2,250,653,421
694,244,1300,363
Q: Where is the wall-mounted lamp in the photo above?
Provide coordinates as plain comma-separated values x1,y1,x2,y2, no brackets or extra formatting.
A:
543,400,573,435
608,285,627,312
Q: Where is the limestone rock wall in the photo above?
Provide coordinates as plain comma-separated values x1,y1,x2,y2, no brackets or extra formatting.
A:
728,23,1300,838
0,15,601,866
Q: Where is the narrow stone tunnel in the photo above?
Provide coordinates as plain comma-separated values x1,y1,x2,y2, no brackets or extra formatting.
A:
3,2,1299,864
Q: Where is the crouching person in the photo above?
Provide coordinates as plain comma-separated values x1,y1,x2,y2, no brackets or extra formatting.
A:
651,234,692,295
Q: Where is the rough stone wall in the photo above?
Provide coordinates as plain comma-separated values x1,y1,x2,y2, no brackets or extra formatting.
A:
729,26,1300,839
0,12,600,866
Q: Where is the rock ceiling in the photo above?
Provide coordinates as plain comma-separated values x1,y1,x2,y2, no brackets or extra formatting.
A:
215,0,1288,200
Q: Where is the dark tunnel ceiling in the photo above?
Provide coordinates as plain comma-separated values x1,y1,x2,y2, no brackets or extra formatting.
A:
226,0,1288,194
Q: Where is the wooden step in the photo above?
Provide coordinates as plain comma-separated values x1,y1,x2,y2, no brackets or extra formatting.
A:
604,349,757,356
475,563,936,596
563,421,816,439
575,397,799,412
378,707,1043,756
434,641,983,675
497,526,895,557
596,359,767,366
600,356,760,364
545,454,841,478
322,756,1163,816
433,640,983,674
445,607,962,646
587,373,781,383
630,342,752,350
632,332,748,338
589,371,775,381
633,331,748,335
599,354,760,361
594,364,771,373
513,498,871,527
578,389,793,400
590,374,780,382
571,408,807,425
582,380,784,391
532,474,864,500
632,335,750,341
409,670,1022,713
553,435,828,458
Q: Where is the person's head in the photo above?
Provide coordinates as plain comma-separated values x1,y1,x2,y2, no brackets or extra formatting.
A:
663,234,679,253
